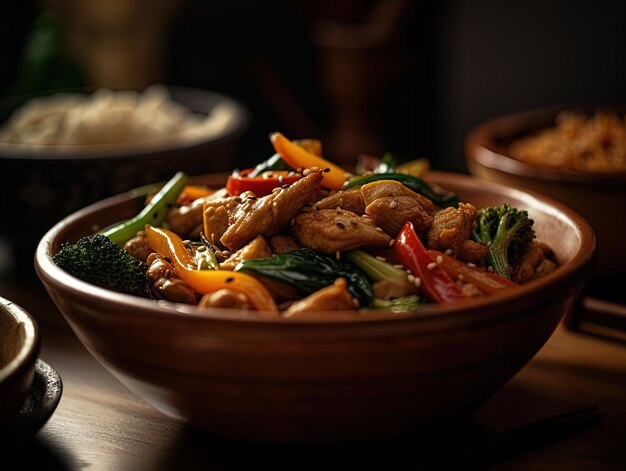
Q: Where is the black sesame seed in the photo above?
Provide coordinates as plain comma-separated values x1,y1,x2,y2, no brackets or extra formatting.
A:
225,277,234,283
337,222,346,229
324,168,331,173
164,257,172,264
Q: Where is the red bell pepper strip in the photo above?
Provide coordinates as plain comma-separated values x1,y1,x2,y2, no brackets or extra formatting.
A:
427,249,518,294
226,169,302,197
394,222,469,304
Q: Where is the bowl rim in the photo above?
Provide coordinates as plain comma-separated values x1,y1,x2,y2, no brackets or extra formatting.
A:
0,296,41,383
0,84,250,161
34,170,597,327
465,104,626,185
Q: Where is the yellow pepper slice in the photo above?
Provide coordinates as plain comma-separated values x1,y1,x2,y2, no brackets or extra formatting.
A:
144,225,278,313
270,132,346,191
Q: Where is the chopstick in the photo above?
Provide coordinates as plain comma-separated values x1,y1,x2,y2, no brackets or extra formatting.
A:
416,404,603,470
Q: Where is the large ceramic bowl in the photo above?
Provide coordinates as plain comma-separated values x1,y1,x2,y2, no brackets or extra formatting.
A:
464,105,625,283
0,297,40,430
0,85,249,279
34,171,596,445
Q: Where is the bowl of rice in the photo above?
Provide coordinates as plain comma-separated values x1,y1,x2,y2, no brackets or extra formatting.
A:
0,84,249,278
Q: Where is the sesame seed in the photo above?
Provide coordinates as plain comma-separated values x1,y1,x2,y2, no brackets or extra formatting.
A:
336,251,341,260
407,274,415,283
389,200,398,209
272,187,281,193
427,262,437,270
303,169,311,176
406,269,412,274
487,266,494,272
414,277,422,288
445,248,453,255
393,264,404,269
310,166,320,172
375,227,384,232
288,171,295,177
486,241,492,247
336,206,341,211
290,218,296,226
278,175,284,184
221,251,231,258
436,255,443,264
389,239,396,247
183,239,191,245
196,245,207,252
375,255,386,262
467,262,477,268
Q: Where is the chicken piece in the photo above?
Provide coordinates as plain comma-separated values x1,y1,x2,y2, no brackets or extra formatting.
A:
314,188,366,215
165,188,228,238
203,171,323,251
146,253,197,304
532,259,557,280
512,241,556,283
269,235,301,255
219,235,273,271
427,203,477,256
360,180,436,215
123,230,153,262
457,239,489,264
291,209,392,254
256,275,301,302
198,289,251,310
283,278,357,317
365,195,433,237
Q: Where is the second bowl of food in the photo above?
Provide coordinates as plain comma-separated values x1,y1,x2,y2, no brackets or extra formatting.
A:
35,133,596,444
464,105,625,283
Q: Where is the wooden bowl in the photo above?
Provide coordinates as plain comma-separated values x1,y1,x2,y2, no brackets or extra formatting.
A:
0,297,41,430
464,105,625,281
34,171,596,444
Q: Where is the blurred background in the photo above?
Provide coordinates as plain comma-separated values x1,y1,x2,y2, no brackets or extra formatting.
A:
1,0,625,277
3,0,625,169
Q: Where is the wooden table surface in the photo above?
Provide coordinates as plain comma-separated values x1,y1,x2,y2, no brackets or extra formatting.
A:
2,276,625,470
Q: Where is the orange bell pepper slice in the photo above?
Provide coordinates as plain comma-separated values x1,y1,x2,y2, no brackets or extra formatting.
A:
144,225,278,313
270,132,346,191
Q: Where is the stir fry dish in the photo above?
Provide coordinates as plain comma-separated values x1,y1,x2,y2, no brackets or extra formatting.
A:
53,132,558,317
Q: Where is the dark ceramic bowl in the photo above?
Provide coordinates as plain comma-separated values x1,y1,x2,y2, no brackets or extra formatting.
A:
34,171,596,445
0,296,40,431
0,85,249,279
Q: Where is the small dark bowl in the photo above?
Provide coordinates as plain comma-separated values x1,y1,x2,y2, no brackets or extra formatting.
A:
0,85,249,279
0,296,40,431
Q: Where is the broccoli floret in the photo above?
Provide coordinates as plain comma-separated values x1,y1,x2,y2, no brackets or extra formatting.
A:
472,204,535,280
53,234,150,297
